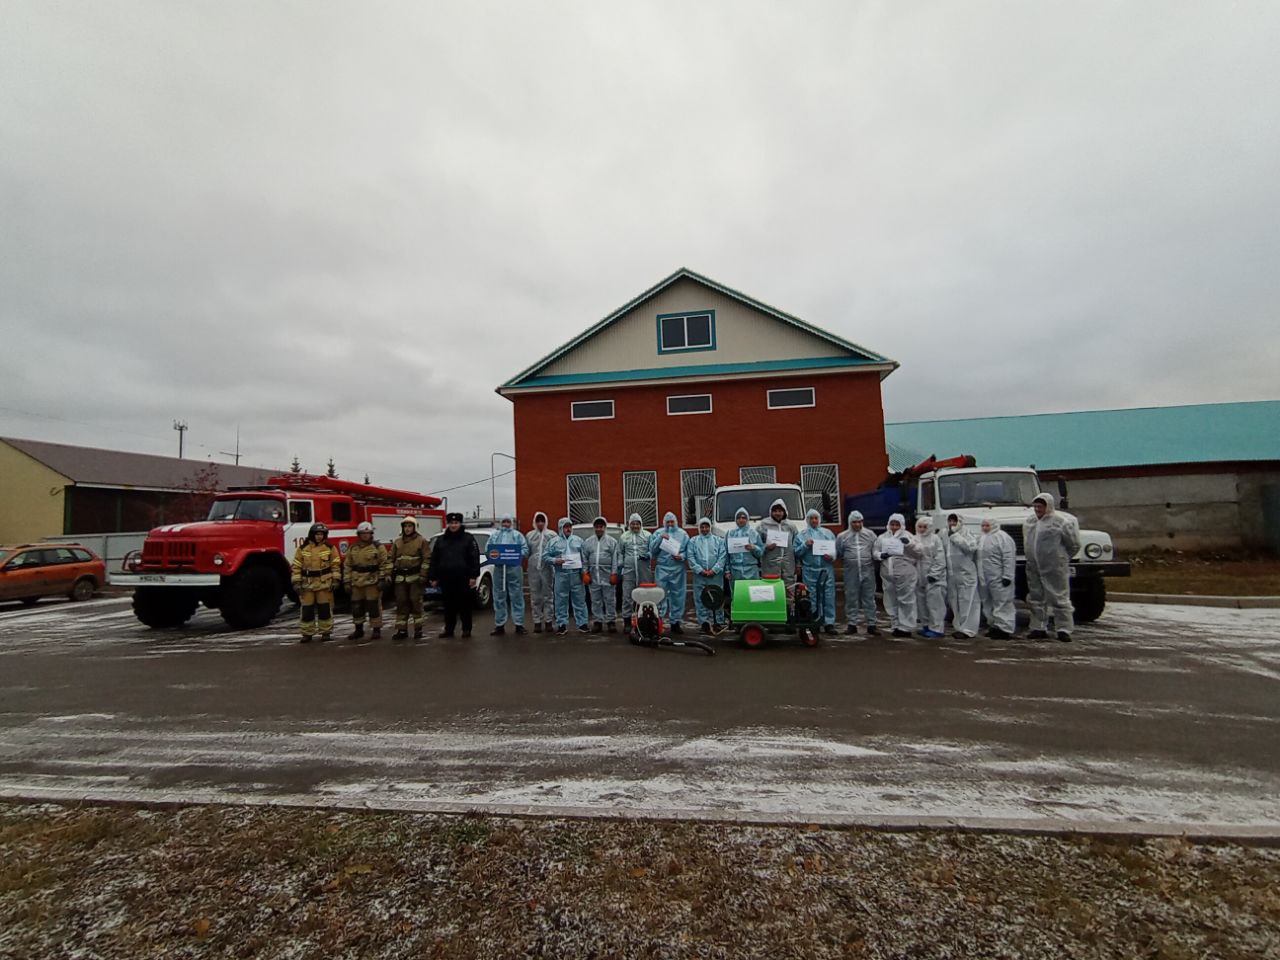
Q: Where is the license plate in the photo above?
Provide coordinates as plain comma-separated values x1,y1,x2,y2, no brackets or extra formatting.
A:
137,574,166,583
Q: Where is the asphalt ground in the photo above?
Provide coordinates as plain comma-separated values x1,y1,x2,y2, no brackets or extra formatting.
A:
0,594,1277,829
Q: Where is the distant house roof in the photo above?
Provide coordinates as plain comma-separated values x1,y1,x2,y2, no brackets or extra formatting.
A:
2,437,280,492
883,401,1280,473
499,267,896,393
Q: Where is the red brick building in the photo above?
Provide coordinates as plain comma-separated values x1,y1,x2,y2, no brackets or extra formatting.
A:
497,269,897,529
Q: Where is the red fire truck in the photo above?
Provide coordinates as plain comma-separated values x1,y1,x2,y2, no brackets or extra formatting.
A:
111,475,445,630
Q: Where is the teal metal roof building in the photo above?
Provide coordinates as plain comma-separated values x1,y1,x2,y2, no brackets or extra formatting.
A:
884,401,1280,474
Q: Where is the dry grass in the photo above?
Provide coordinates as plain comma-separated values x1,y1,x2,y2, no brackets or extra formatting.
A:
1,801,1278,959
1123,549,1280,596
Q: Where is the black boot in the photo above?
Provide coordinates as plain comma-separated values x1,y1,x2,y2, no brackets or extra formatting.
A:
437,628,452,639
371,627,382,640
845,624,858,635
823,624,837,635
412,625,423,640
347,624,365,641
1028,629,1048,641
866,625,880,636
986,627,1010,639
700,622,710,633
392,627,408,641
1057,631,1072,642
534,623,544,634
671,623,683,635
491,624,506,636
606,622,616,633
515,624,527,635
591,621,603,634
319,632,332,642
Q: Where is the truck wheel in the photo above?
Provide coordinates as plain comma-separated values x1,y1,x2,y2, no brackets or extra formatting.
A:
475,574,492,610
1072,578,1106,624
132,587,198,628
220,566,284,629
740,623,766,649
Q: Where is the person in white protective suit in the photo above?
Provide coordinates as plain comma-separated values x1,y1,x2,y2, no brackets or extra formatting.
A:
1024,492,1080,642
835,511,878,635
873,513,923,637
945,513,981,639
977,517,1017,639
913,516,948,638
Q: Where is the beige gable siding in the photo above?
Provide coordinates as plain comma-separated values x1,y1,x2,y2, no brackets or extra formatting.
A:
538,277,847,377
0,441,69,544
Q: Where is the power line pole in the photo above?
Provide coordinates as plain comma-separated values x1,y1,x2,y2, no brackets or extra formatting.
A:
219,425,242,465
173,419,188,458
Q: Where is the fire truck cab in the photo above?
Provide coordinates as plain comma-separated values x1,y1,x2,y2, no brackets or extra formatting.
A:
111,475,445,630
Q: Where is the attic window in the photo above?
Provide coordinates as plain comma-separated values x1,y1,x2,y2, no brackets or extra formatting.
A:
657,311,716,354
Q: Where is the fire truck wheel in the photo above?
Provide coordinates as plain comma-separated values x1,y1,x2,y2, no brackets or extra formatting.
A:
1072,578,1106,624
740,623,767,649
220,566,284,630
132,587,198,629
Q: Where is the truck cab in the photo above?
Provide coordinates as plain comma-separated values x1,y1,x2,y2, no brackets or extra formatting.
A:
707,483,808,537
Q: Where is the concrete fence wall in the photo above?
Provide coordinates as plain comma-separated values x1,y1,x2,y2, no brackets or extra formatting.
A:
45,532,147,574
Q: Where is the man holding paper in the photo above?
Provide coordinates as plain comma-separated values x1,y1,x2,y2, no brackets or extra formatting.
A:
544,516,588,635
757,499,800,597
648,511,690,633
795,508,838,632
725,506,763,582
581,516,620,633
875,513,923,637
487,513,529,636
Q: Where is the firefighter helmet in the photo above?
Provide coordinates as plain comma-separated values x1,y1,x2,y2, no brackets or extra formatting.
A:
400,515,418,530
308,522,329,541
356,521,374,535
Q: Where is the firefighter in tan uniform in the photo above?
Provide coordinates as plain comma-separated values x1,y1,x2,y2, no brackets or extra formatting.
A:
344,521,391,642
291,523,342,642
391,515,431,640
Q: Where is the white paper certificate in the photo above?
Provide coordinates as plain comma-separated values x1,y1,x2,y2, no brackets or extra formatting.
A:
881,538,903,557
562,552,582,569
748,584,776,603
727,538,748,554
766,528,790,548
811,539,835,557
659,536,682,557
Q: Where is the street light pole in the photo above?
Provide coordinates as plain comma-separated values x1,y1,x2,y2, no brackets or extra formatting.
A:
490,452,516,521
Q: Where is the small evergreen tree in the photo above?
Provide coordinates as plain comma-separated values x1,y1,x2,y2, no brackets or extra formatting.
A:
364,473,371,485
326,458,338,478
290,456,302,474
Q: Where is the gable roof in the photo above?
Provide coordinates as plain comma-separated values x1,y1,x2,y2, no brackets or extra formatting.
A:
499,267,896,393
2,437,281,492
883,400,1280,472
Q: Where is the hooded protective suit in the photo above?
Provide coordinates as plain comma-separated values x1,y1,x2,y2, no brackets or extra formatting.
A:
795,508,837,625
687,517,728,627
725,507,763,581
757,498,800,594
836,511,878,629
648,512,690,623
616,514,651,621
874,513,923,632
544,517,588,630
1024,492,1080,636
525,512,556,628
913,516,948,634
488,514,529,629
581,517,620,625
978,521,1017,634
945,518,981,637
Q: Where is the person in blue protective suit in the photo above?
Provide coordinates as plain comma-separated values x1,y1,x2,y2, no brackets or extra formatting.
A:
545,516,588,635
875,513,923,637
488,513,529,636
758,499,800,597
581,516,621,633
687,517,728,633
616,514,650,627
648,511,690,633
725,507,763,582
835,510,878,635
978,517,1017,639
525,512,555,633
914,515,948,638
795,508,838,633
944,513,981,639
1024,492,1080,642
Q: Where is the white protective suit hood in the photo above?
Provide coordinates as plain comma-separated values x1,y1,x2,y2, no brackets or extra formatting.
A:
533,511,547,524
769,498,789,518
697,516,712,531
735,507,750,522
628,513,643,525
662,511,679,529
806,508,822,526
847,511,864,528
1032,492,1056,515
500,513,514,528
558,517,573,535
887,512,907,533
916,515,934,534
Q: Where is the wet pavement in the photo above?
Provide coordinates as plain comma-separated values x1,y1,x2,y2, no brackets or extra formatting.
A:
0,595,1277,827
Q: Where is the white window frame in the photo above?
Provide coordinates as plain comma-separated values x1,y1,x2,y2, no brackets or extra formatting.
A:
666,393,713,416
566,473,602,525
739,466,777,484
657,310,716,353
622,470,659,528
570,399,615,421
766,386,816,410
801,463,841,524
679,468,717,527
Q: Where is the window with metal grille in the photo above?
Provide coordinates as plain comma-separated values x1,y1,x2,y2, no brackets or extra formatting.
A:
801,463,840,523
679,468,716,527
767,387,815,409
566,473,601,525
739,466,777,484
666,394,712,416
570,399,614,421
622,471,658,527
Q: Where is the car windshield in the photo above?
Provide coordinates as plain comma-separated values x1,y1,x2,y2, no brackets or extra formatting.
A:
714,489,806,522
206,498,286,522
936,472,1041,508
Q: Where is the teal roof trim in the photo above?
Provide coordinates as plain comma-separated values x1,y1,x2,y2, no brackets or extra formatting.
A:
884,401,1280,471
515,355,886,389
500,267,896,390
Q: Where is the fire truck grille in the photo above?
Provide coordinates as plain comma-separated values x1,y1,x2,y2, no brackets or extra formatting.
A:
1001,525,1025,554
142,540,197,567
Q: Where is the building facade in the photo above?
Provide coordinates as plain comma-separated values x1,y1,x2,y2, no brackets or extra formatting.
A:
498,269,897,529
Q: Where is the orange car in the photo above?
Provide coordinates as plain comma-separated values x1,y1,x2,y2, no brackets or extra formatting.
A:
0,543,105,605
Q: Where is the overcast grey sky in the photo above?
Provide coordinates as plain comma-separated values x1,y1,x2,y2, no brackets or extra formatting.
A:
3,1,1277,513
